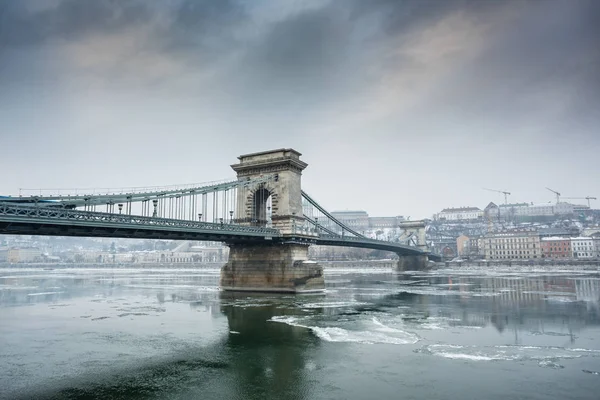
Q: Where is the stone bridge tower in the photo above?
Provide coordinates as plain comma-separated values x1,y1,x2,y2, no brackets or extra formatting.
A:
220,149,324,293
231,149,305,234
397,220,429,270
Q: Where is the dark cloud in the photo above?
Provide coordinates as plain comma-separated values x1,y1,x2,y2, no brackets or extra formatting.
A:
0,0,153,47
227,5,357,113
161,0,247,58
175,0,244,34
0,0,598,217
424,0,600,136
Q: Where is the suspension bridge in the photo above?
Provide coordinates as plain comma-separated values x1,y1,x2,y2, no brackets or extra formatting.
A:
0,149,438,292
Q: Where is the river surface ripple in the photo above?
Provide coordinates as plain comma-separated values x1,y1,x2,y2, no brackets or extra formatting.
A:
1,266,599,399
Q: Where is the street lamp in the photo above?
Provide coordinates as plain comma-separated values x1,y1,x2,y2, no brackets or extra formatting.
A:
198,213,202,221
229,210,234,224
118,204,123,214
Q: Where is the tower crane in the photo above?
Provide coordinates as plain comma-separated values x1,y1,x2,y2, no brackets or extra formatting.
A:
545,187,561,204
562,196,597,208
483,188,511,204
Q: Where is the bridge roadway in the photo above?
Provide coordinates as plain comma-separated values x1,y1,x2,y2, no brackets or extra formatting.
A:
0,203,436,258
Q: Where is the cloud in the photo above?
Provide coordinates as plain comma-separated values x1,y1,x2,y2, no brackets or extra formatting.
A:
0,0,598,217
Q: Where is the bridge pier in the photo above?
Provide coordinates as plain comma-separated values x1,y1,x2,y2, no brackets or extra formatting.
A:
397,254,429,271
220,243,325,293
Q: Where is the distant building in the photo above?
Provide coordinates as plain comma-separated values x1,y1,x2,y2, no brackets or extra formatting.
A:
368,216,406,229
435,207,483,221
582,227,600,237
592,233,600,258
538,228,578,238
456,235,482,257
498,202,576,220
7,247,42,263
554,202,575,215
456,235,470,257
498,203,530,219
571,237,595,259
484,202,500,220
521,203,555,217
482,230,541,260
330,211,370,231
469,236,483,257
540,237,571,259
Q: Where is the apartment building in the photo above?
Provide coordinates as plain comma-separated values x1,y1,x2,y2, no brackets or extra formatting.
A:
571,237,596,259
540,237,571,259
483,230,541,260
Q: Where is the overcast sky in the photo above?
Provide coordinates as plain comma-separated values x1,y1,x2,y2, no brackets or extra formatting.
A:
0,0,598,219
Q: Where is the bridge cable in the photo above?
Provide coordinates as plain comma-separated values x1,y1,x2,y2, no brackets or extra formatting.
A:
300,191,366,239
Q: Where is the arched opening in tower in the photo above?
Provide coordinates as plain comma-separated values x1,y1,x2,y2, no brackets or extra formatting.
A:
252,188,272,227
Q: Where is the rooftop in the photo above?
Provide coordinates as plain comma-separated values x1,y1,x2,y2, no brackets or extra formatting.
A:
331,210,368,215
237,148,301,160
440,207,481,212
499,203,530,208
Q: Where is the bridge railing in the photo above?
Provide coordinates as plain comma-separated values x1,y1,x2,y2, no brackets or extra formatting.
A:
0,203,281,236
314,233,428,252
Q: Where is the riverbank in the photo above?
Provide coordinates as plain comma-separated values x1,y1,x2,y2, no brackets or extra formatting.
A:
440,259,600,269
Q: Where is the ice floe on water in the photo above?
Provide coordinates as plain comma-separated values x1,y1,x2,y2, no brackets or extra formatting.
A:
300,301,369,309
395,287,464,297
415,344,600,367
26,291,65,296
0,285,39,291
123,284,220,292
380,314,485,331
324,267,393,275
583,369,600,375
269,315,420,345
538,360,565,369
310,326,418,345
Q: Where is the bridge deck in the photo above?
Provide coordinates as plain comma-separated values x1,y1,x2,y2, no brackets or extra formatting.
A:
0,203,438,259
0,203,278,243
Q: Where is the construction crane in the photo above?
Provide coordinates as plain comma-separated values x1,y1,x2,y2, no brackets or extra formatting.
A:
562,196,597,208
546,187,561,204
483,188,511,204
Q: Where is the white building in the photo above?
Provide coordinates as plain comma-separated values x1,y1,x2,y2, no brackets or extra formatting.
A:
520,204,556,217
435,207,483,221
330,211,370,231
498,203,529,218
593,234,600,259
554,202,575,215
498,202,575,218
571,237,596,259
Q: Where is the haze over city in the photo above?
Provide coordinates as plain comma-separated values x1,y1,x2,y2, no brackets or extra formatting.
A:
1,0,598,219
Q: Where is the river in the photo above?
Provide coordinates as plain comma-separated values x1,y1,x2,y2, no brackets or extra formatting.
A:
1,266,599,399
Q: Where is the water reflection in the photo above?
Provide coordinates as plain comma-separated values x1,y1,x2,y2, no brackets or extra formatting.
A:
220,292,319,400
1,270,321,400
1,268,600,400
366,273,600,341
